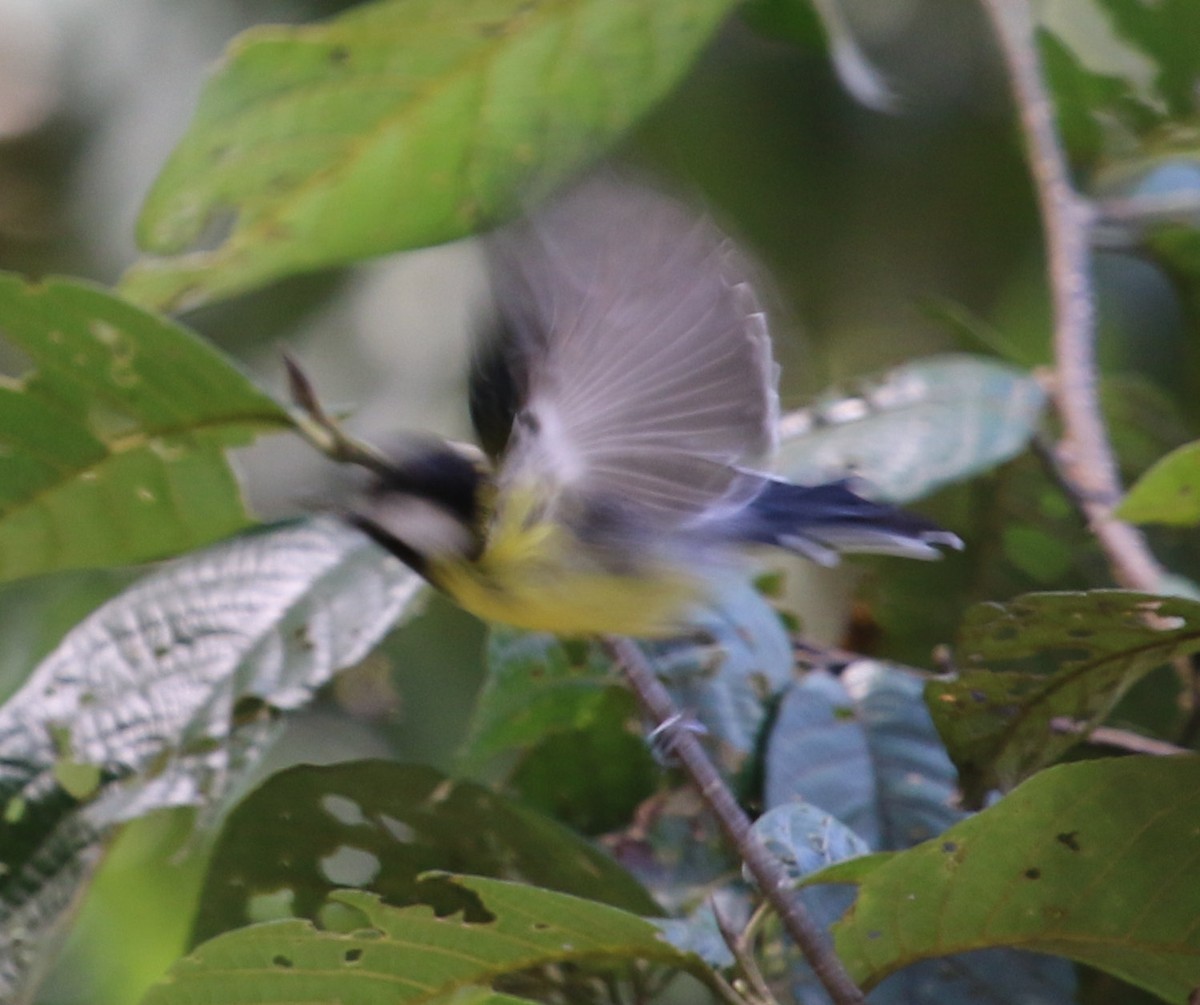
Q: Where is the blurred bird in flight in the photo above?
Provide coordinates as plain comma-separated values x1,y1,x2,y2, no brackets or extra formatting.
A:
294,175,960,638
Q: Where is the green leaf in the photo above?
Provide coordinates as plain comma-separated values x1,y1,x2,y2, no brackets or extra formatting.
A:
462,577,791,829
0,518,423,1004
122,0,739,312
777,355,1045,504
141,876,715,1005
816,756,1200,1004
1117,440,1200,525
0,274,290,582
192,760,659,945
928,590,1200,802
461,629,657,834
1095,0,1200,118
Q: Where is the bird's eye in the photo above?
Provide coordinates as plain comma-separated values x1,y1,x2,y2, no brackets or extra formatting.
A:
516,410,541,434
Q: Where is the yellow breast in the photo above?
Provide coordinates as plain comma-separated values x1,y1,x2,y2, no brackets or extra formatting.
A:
429,510,703,638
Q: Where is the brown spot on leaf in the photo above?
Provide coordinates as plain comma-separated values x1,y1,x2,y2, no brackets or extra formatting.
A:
1024,867,1041,880
1056,831,1081,852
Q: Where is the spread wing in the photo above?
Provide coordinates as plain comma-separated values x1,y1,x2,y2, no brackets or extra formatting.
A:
479,176,778,532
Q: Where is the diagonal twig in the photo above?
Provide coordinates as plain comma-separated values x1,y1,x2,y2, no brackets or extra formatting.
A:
978,0,1166,594
602,636,866,1005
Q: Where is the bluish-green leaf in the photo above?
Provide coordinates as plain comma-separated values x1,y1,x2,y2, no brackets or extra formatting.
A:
777,355,1045,503
766,664,964,850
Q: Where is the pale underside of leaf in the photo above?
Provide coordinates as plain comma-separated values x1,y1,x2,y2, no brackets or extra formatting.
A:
0,518,423,1004
776,354,1045,503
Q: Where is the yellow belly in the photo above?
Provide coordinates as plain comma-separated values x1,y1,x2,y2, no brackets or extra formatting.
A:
429,523,704,638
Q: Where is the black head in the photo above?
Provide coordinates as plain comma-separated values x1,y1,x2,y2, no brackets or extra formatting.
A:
349,441,488,578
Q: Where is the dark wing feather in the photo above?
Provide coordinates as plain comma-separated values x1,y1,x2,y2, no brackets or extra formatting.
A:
483,176,777,531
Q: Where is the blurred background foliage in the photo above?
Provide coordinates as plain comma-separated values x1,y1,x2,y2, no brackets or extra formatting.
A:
0,0,1193,1001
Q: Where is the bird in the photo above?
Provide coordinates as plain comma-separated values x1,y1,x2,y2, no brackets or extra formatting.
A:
311,175,961,639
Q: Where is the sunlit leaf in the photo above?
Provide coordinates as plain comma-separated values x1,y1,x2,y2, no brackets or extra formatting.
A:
141,876,717,1005
0,274,289,582
811,756,1200,1004
122,0,739,311
928,590,1200,802
1116,439,1200,525
776,355,1045,503
0,518,422,1003
192,760,658,945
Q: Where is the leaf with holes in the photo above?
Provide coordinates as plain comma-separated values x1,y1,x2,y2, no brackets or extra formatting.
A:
1117,439,1200,526
191,760,658,945
0,518,423,1004
460,628,657,835
142,875,717,1005
808,756,1200,1004
928,590,1200,804
121,0,739,312
0,274,289,582
764,667,1077,1005
776,355,1045,503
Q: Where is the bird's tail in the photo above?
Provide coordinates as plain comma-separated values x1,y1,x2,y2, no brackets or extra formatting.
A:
739,479,963,567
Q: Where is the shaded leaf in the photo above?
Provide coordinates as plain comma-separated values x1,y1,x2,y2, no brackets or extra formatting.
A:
813,756,1200,1004
1117,439,1200,525
766,664,964,851
928,590,1200,803
750,802,870,886
192,760,658,946
462,576,792,831
123,0,739,311
767,667,1078,1004
644,575,795,773
141,876,716,1005
0,273,289,582
0,518,423,1003
460,629,657,835
777,355,1045,504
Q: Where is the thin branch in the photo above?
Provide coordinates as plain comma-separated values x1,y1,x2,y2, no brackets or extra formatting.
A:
601,636,866,1005
978,0,1166,593
710,898,781,1005
1050,717,1190,757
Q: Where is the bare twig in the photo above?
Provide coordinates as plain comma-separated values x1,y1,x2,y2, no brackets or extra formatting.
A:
601,636,866,1005
710,898,781,1005
979,0,1166,594
1050,717,1190,757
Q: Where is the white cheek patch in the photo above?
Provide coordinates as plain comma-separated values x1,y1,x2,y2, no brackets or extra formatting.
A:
363,495,475,560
